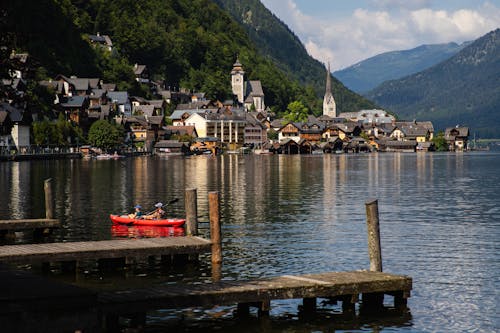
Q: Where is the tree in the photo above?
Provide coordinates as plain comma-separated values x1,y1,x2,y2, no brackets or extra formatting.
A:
284,101,309,123
87,120,123,150
432,131,448,151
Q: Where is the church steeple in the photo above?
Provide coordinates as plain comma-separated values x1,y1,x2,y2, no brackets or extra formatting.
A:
323,62,336,118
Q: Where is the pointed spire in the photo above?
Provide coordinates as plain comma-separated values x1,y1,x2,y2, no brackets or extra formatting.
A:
325,62,331,95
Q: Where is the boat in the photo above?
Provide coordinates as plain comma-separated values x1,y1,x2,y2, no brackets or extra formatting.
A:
111,224,185,238
109,214,186,227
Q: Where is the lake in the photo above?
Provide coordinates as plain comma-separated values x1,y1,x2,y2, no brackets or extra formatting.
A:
0,151,499,332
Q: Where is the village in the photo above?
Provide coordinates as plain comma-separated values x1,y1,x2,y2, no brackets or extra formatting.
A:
1,34,470,160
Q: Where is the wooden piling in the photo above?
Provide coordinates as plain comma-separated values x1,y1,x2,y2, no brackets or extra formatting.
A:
364,199,384,310
365,199,382,272
184,188,198,236
44,178,54,220
209,191,222,265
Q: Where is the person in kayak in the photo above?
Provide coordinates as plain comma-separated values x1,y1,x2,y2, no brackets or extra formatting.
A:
128,204,143,219
144,202,165,220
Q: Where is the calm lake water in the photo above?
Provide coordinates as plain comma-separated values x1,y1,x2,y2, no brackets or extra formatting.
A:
1,151,499,332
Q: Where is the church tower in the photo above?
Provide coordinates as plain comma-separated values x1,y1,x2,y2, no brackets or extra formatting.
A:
231,58,245,104
323,63,337,117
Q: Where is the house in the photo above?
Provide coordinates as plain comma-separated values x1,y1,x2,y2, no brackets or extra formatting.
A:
278,122,301,143
153,140,189,156
244,114,267,148
191,137,221,155
59,96,89,126
394,121,432,143
299,122,324,143
133,64,149,83
164,125,198,140
320,136,344,153
322,125,348,141
107,91,131,116
377,139,416,152
0,102,29,151
88,33,113,51
445,126,469,151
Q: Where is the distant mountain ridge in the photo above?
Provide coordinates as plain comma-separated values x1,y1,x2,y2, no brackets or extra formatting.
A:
365,29,500,138
334,42,469,93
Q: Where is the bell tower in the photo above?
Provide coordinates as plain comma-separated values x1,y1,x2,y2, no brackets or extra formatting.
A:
231,57,245,104
323,62,337,117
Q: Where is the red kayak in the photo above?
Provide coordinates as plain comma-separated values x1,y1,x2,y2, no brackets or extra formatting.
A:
109,214,186,227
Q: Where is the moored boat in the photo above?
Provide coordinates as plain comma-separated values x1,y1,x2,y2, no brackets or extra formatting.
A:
109,214,185,227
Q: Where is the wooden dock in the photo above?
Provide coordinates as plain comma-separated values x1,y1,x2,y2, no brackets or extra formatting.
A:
99,270,412,317
0,237,211,263
0,218,60,231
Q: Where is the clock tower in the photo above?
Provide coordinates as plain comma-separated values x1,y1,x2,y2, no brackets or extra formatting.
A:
231,58,245,104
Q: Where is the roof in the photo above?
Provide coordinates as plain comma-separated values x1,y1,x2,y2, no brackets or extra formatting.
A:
60,96,87,107
445,127,469,139
147,116,163,125
154,140,186,148
165,125,197,137
101,83,116,91
195,137,220,142
107,91,128,104
396,121,430,137
246,80,264,97
134,64,147,75
133,105,155,117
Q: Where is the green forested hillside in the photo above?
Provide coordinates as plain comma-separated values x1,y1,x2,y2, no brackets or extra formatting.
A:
3,0,375,115
366,29,500,138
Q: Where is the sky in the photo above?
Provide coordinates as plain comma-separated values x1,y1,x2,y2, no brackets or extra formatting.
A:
260,0,500,71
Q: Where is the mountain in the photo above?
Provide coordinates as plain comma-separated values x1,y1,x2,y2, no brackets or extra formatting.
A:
365,29,500,138
3,0,376,116
213,0,377,113
334,42,469,93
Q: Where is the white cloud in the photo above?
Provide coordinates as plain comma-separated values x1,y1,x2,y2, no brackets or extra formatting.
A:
261,0,500,70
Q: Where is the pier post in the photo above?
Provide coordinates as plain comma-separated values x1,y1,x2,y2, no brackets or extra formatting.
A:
209,191,222,265
365,199,382,272
185,188,198,236
44,178,54,219
363,199,384,311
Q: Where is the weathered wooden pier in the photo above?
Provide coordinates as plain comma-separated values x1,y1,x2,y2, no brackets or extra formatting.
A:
0,179,60,239
0,183,412,332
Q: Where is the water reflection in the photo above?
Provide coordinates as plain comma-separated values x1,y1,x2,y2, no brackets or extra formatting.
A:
0,152,499,332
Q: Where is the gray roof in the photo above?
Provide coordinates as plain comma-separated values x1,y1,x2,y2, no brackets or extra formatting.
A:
246,80,264,97
60,96,87,107
107,91,128,104
445,127,469,139
147,116,163,125
133,105,155,117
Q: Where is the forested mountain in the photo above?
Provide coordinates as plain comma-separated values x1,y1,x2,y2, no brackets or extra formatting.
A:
2,0,376,115
366,29,500,138
334,42,469,93
212,0,377,113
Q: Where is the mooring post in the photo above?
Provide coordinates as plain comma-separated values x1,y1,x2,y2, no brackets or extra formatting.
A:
185,188,198,236
365,199,382,272
363,199,384,311
44,178,54,220
209,191,222,265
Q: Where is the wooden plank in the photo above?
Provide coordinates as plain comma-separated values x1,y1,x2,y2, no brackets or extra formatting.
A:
99,271,412,314
0,219,60,230
0,237,212,263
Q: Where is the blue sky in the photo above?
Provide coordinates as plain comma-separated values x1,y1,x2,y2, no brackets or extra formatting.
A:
260,0,500,70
